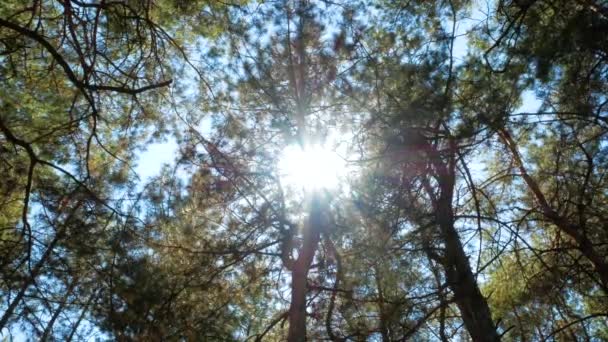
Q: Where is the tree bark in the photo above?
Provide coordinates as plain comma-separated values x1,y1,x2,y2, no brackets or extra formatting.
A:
423,139,501,342
435,188,501,342
287,195,324,342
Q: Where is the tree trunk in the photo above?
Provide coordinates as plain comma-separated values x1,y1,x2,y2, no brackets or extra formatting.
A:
287,195,324,342
423,139,501,342
436,191,501,342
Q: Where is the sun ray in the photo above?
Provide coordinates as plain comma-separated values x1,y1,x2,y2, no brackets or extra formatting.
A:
278,142,347,192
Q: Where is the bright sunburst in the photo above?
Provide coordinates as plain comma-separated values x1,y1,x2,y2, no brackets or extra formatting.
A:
278,142,347,192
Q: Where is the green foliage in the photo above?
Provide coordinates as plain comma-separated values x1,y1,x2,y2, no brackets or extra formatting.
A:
2,0,608,340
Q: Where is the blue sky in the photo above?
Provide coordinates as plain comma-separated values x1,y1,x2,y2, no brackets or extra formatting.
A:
3,1,547,340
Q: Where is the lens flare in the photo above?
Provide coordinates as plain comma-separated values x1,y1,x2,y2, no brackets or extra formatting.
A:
278,143,346,192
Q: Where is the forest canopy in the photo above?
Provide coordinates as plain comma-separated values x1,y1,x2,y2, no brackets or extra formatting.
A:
1,0,608,340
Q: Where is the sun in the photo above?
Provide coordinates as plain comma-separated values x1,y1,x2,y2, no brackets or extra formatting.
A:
278,142,347,192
